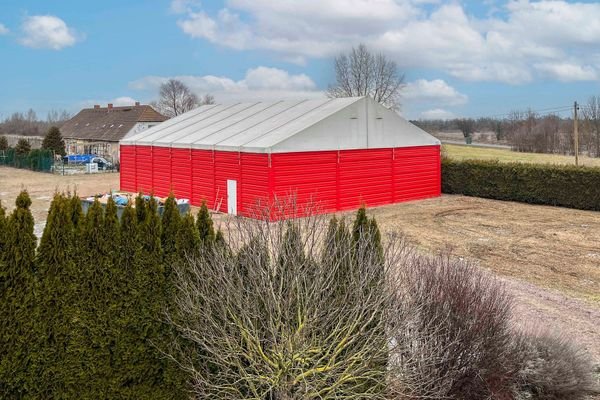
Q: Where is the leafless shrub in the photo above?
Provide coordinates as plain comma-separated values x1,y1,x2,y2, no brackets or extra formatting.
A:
166,209,408,399
389,252,516,399
164,203,596,400
511,331,598,400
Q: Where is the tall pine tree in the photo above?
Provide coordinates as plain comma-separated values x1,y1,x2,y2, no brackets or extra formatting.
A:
135,193,147,224
114,203,145,399
0,200,6,256
176,212,200,259
36,193,79,398
0,191,37,397
161,193,181,268
41,126,66,156
196,200,215,244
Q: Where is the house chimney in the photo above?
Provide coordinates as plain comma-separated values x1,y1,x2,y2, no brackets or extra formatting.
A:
135,101,140,106
107,103,113,110
93,105,100,109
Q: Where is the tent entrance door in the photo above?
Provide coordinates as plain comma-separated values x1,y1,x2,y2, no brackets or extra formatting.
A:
227,179,237,215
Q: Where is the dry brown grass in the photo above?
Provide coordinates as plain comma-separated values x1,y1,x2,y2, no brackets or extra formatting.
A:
443,143,600,167
344,195,600,305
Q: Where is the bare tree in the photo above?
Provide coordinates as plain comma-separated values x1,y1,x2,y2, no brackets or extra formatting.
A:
583,96,600,157
327,44,405,110
154,79,199,118
201,94,215,105
456,118,475,140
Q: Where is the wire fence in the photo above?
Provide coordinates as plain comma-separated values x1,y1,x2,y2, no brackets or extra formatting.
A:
0,149,121,175
0,148,54,172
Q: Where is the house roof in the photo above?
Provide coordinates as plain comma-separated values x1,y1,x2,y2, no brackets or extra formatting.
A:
61,104,168,142
121,97,440,153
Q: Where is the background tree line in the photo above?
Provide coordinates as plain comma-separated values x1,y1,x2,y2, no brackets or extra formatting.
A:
0,109,70,137
414,96,600,157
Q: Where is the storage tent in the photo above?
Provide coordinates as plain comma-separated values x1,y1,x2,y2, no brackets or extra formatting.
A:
120,96,441,217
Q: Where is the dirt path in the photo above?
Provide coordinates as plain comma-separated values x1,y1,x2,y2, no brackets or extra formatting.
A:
503,276,600,364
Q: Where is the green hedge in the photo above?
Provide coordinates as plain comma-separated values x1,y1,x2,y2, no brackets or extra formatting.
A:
441,158,600,211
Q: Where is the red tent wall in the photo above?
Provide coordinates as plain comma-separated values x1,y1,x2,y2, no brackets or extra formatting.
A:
119,144,440,218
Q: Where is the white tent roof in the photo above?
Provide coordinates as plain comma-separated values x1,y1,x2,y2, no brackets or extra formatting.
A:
120,96,440,153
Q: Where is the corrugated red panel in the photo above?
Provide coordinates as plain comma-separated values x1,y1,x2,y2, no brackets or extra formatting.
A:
240,153,270,217
135,146,153,193
338,148,393,210
120,144,440,219
119,145,136,192
171,148,192,200
214,151,240,213
271,145,440,216
271,151,338,215
393,146,441,202
152,147,171,197
191,149,214,207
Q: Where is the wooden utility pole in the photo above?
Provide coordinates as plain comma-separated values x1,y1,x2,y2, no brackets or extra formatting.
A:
574,101,579,166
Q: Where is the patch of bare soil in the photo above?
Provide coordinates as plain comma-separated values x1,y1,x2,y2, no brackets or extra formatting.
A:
363,195,600,305
0,166,119,234
504,276,600,365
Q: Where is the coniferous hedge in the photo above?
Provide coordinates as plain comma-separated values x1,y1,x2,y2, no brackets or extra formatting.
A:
0,192,192,399
442,158,600,211
1,196,389,399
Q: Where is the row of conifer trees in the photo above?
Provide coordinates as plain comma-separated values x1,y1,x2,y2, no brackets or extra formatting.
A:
0,191,223,399
0,191,384,399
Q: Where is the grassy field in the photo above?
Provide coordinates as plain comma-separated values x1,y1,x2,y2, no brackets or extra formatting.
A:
443,143,600,167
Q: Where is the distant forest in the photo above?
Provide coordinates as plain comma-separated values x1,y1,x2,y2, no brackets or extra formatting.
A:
0,109,71,137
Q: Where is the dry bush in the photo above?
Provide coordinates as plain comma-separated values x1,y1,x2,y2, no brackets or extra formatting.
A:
512,331,598,400
389,252,516,399
166,209,408,399
164,202,597,400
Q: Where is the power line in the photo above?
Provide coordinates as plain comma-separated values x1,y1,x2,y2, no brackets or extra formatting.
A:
474,105,573,119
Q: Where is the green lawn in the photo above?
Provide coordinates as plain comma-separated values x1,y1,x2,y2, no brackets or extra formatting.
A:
442,144,600,167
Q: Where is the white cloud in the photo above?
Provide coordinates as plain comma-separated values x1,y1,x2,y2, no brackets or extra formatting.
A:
534,62,598,82
419,108,455,120
129,66,323,103
174,0,600,84
19,15,80,50
0,23,9,35
403,79,468,106
170,0,201,14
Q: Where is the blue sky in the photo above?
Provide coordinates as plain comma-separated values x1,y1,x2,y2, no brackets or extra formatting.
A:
1,0,600,120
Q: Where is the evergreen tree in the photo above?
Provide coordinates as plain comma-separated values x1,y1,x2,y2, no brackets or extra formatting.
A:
175,211,200,260
132,195,183,399
135,193,147,224
0,191,37,397
36,193,80,398
15,138,31,155
68,192,84,232
278,222,306,268
0,200,6,256
161,193,181,267
41,126,66,156
196,200,215,244
352,205,370,243
113,203,143,398
83,197,121,398
214,228,230,256
0,135,8,151
368,217,384,266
